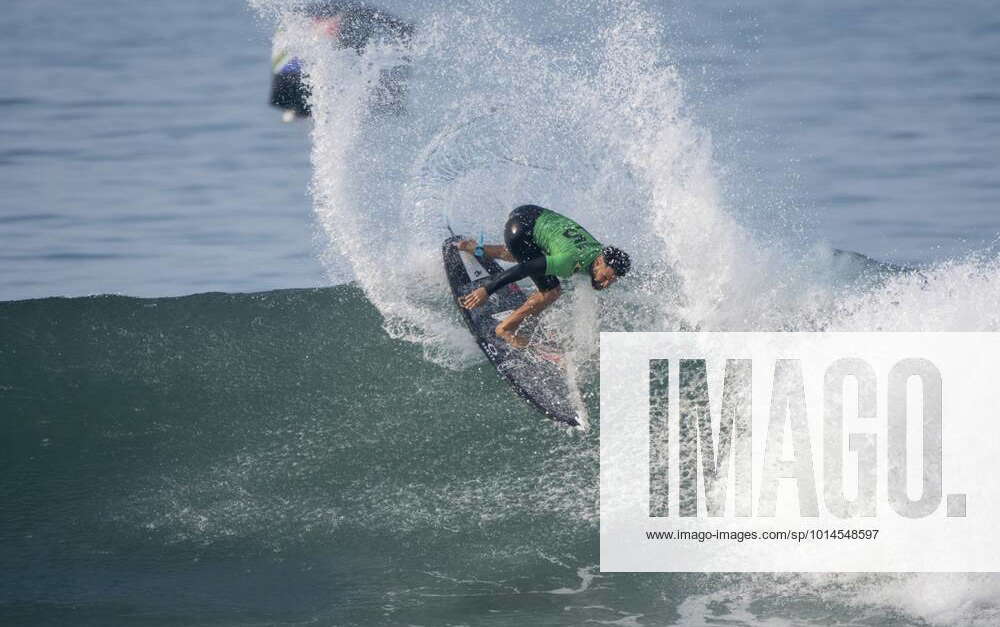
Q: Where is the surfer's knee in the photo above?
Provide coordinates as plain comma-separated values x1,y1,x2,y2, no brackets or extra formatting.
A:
535,285,561,303
531,273,561,294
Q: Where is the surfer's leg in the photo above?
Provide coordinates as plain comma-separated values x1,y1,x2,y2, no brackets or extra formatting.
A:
495,285,562,349
504,208,559,292
504,205,546,263
497,204,559,344
529,274,560,293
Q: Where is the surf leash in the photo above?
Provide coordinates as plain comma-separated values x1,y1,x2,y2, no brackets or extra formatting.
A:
474,230,485,258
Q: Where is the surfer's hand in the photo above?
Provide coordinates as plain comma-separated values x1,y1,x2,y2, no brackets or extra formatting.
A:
460,287,488,309
456,239,478,253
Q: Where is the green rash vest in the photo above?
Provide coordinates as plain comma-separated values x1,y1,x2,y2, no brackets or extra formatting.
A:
532,209,604,278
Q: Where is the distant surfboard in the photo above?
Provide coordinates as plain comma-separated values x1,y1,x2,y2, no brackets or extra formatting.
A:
442,235,586,428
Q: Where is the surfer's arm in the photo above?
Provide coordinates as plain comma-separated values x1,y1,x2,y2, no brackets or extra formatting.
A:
482,257,547,295
459,257,548,309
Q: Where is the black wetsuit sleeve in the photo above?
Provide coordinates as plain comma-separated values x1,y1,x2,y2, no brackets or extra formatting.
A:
483,257,548,295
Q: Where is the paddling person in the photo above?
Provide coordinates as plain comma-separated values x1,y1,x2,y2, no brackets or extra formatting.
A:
457,204,631,348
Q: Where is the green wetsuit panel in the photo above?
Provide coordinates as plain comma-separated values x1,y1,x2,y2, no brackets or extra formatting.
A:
532,209,604,278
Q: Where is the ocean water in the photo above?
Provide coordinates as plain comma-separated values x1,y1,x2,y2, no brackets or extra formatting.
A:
4,0,1000,625
1,0,324,300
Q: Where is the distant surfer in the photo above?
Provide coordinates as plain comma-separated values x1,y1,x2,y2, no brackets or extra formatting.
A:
270,2,414,121
457,205,631,348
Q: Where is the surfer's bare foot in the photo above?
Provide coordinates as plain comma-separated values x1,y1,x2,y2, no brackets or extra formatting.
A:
495,324,529,349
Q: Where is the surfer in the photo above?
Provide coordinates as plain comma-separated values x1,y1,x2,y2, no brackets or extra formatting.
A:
457,205,631,348
270,2,414,120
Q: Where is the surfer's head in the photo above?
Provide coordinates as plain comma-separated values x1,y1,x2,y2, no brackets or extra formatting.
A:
591,247,631,290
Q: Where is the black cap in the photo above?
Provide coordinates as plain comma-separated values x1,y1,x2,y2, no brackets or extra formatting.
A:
601,246,631,276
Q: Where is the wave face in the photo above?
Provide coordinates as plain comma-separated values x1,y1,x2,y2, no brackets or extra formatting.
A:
5,287,1000,625
0,288,599,624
